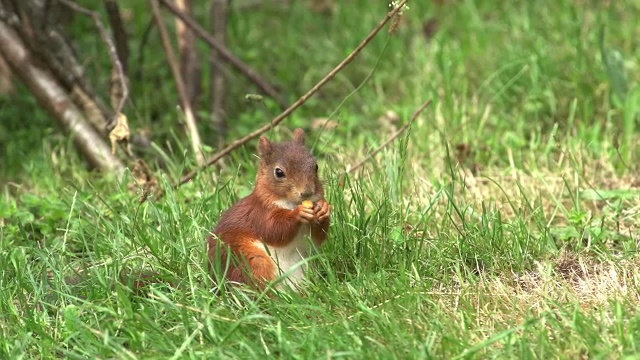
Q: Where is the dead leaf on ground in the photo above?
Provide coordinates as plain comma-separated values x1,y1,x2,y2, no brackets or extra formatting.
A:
109,112,132,155
455,143,473,163
128,159,162,202
455,143,483,175
556,252,587,285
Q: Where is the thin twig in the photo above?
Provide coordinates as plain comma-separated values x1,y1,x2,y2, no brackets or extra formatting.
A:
59,0,129,127
158,0,287,109
104,0,130,116
175,0,410,187
150,0,204,166
346,99,432,175
104,0,129,74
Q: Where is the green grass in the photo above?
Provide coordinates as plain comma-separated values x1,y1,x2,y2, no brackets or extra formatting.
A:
1,0,640,358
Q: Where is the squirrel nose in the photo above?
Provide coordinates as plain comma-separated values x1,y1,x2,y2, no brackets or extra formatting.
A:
300,188,314,199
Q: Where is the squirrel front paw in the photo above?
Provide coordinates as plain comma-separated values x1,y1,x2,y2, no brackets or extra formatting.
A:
314,199,331,222
295,204,315,223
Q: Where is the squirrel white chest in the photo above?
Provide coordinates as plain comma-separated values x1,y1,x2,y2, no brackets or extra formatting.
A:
255,225,311,289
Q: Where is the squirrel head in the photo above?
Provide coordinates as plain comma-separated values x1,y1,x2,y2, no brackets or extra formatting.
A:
256,128,323,209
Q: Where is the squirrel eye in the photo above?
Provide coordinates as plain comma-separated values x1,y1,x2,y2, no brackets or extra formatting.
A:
274,168,286,178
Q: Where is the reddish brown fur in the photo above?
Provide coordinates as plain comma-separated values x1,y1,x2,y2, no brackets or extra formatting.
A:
208,128,331,290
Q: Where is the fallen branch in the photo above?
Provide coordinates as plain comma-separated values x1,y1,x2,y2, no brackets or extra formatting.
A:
16,0,112,133
175,0,410,187
150,0,204,166
59,0,129,129
158,0,287,109
0,20,125,174
346,99,432,175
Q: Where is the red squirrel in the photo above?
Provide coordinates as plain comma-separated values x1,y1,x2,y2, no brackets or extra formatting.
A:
208,128,331,290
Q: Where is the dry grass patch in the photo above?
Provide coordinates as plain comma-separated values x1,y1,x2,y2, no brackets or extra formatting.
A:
408,141,639,242
508,252,640,311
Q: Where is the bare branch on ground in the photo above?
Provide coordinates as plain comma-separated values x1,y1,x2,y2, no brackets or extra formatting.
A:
0,21,125,174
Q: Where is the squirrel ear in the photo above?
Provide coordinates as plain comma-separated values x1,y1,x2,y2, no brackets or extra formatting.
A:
258,136,272,160
293,128,306,144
